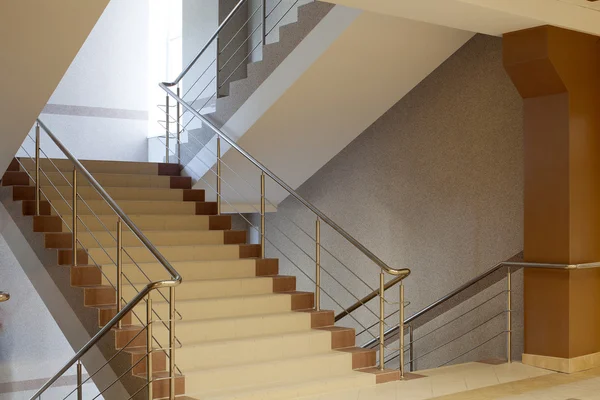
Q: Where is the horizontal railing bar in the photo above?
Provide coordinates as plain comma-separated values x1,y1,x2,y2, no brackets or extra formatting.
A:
335,275,406,322
159,84,408,278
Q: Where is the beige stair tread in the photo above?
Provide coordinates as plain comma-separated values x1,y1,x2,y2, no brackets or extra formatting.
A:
175,329,332,370
182,352,370,397
153,311,312,343
180,373,374,400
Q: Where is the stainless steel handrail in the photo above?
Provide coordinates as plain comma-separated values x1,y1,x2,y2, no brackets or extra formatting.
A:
30,119,182,399
362,259,600,350
158,84,409,278
165,0,248,87
0,292,9,302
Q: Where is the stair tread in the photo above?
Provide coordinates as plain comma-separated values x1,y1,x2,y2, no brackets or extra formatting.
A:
155,310,307,327
123,275,289,286
149,291,308,306
181,373,373,400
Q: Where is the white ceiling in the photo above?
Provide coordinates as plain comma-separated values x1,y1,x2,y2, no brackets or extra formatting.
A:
325,0,600,36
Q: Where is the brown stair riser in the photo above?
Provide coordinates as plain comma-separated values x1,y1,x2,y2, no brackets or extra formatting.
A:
130,350,167,375
290,292,314,310
157,163,181,177
98,307,133,327
170,176,192,189
83,276,297,308
84,286,115,307
22,200,50,216
33,214,233,233
338,348,377,369
6,158,20,172
71,266,102,286
256,258,279,275
195,202,218,215
45,230,247,249
9,184,206,203
115,328,147,349
57,244,261,266
1,171,29,186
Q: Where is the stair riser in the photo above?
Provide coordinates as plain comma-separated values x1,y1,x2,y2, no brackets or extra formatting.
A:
39,186,204,202
16,158,179,176
99,261,262,285
45,230,244,249
50,201,198,216
82,244,255,264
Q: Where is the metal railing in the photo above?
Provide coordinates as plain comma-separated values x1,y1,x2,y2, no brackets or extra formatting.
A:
157,0,316,164
361,259,600,372
0,291,9,302
26,119,182,399
150,0,413,377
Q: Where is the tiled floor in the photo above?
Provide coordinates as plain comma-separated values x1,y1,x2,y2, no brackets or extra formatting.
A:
291,361,556,400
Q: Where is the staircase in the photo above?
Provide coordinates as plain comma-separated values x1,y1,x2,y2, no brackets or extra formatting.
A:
1,155,396,399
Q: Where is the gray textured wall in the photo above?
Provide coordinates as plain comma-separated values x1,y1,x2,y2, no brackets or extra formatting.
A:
262,34,524,368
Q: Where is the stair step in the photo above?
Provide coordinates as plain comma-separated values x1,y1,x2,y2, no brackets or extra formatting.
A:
182,352,361,395
16,158,179,176
39,214,231,232
46,229,246,249
182,372,375,400
142,292,313,322
97,259,277,285
81,244,259,264
154,312,313,344
176,330,332,371
34,185,204,202
123,276,294,301
49,199,208,216
24,171,191,189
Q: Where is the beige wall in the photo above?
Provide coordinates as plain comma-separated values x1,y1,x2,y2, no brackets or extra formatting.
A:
0,0,109,175
263,34,524,368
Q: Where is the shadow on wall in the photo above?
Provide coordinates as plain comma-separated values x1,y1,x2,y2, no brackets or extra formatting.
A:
263,33,524,368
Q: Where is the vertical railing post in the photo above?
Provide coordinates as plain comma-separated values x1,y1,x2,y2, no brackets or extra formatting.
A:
165,95,170,163
399,280,405,379
315,217,321,311
116,218,123,329
176,86,181,162
409,325,414,372
261,0,267,46
260,172,265,258
216,36,221,99
35,122,41,216
169,287,176,400
72,168,78,266
216,136,221,215
507,266,512,363
76,359,82,400
379,272,385,370
146,296,153,400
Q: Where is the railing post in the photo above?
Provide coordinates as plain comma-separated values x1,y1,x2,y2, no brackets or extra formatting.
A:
76,359,82,400
146,296,153,400
409,324,414,372
261,0,267,46
166,95,170,163
72,167,78,266
35,122,41,216
216,136,221,215
315,217,321,311
169,287,176,400
507,266,512,364
379,272,385,370
176,86,181,162
399,280,405,379
116,218,123,329
260,172,265,258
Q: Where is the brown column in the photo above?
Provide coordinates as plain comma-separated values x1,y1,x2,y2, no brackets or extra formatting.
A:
504,26,600,372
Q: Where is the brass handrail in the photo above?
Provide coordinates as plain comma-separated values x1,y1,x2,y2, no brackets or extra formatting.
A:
0,292,9,302
361,259,600,351
159,84,409,278
335,272,410,322
30,119,182,400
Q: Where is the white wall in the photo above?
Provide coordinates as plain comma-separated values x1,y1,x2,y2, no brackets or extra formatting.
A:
17,0,151,162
